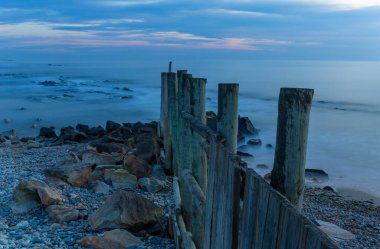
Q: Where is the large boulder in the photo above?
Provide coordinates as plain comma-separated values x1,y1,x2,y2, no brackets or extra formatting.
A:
104,169,138,190
87,126,107,138
39,127,57,139
11,179,64,214
106,120,122,133
81,150,123,165
123,155,151,179
59,126,88,142
88,191,164,231
238,116,258,135
45,162,95,187
77,229,143,249
76,124,90,133
135,133,160,164
46,205,80,223
89,142,126,154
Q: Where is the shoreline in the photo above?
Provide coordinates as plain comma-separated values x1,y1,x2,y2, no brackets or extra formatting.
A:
0,120,379,248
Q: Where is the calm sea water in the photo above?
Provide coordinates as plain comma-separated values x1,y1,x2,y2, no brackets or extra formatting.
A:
1,59,379,202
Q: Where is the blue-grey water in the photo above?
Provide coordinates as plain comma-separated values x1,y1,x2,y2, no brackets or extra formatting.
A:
1,59,379,203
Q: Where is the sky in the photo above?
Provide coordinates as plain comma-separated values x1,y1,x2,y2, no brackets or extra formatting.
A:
0,0,380,61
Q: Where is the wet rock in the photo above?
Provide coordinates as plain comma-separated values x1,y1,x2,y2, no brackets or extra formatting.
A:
87,126,107,138
92,180,112,194
138,177,164,193
45,162,95,187
39,127,57,139
81,150,123,165
266,144,273,148
77,229,142,249
123,155,152,179
105,169,138,190
135,133,160,163
256,164,269,169
59,126,88,142
237,151,253,157
106,120,122,133
39,80,61,86
88,191,164,231
247,139,262,146
11,179,64,214
46,205,80,223
238,116,258,135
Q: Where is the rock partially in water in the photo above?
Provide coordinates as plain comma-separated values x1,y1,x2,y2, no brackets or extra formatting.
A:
78,229,143,249
11,179,64,214
45,162,95,187
46,205,80,223
237,151,254,157
88,191,164,231
247,139,262,146
106,120,122,133
238,116,259,135
59,126,88,143
123,155,152,179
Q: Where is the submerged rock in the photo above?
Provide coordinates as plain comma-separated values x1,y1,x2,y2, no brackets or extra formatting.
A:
88,191,164,231
247,139,262,146
77,229,143,249
39,127,57,139
11,179,64,214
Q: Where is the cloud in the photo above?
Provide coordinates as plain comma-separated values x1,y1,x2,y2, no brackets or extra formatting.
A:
204,8,284,18
0,8,59,16
152,31,218,41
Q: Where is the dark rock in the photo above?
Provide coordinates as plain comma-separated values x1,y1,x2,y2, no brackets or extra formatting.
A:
237,151,253,157
88,191,164,231
123,87,132,92
105,169,138,190
123,155,152,179
106,120,122,133
206,111,217,131
247,139,262,146
256,164,269,169
266,144,273,148
76,124,90,133
323,186,338,193
39,80,62,86
87,126,107,138
59,126,88,142
81,150,123,165
138,177,164,193
90,142,126,154
238,116,258,135
46,205,80,223
78,229,142,249
39,127,57,139
237,130,245,143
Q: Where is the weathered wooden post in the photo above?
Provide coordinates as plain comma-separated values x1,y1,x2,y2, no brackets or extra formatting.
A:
190,78,207,192
217,84,239,153
163,72,177,173
159,73,167,138
216,83,240,249
271,88,314,210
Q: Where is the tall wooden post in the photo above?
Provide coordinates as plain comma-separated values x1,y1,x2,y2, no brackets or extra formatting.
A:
164,72,177,173
159,73,167,138
271,88,314,210
217,83,240,249
217,84,239,153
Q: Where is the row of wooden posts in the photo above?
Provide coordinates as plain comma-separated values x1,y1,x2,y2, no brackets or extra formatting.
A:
159,65,339,249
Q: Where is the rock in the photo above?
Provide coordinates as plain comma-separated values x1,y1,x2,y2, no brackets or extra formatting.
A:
46,205,79,223
247,139,262,146
90,142,126,154
138,177,164,193
90,164,123,182
77,229,143,249
59,126,88,142
27,141,42,149
316,220,356,241
4,118,12,124
11,179,64,214
92,180,112,194
151,164,166,179
0,136,6,144
87,126,107,138
256,164,269,169
206,111,217,131
45,162,95,187
123,155,152,179
39,80,61,86
237,130,245,143
106,120,122,133
88,191,164,231
39,127,57,139
76,124,90,133
323,186,338,193
81,150,123,165
44,177,69,189
238,116,258,135
16,221,29,229
264,172,271,182
237,151,253,157
105,169,138,190
135,133,160,163
31,124,37,129
266,143,273,148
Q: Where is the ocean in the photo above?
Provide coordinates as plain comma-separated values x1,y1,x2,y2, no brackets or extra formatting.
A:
1,59,379,203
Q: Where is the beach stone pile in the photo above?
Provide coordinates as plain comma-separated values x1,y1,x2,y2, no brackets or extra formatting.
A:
0,120,175,249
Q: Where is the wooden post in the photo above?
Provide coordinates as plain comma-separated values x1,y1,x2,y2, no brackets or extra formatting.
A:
271,88,314,210
217,83,239,153
159,73,167,138
164,72,177,173
189,78,207,192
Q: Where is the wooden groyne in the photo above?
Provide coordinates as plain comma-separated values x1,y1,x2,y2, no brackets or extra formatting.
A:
160,65,339,249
